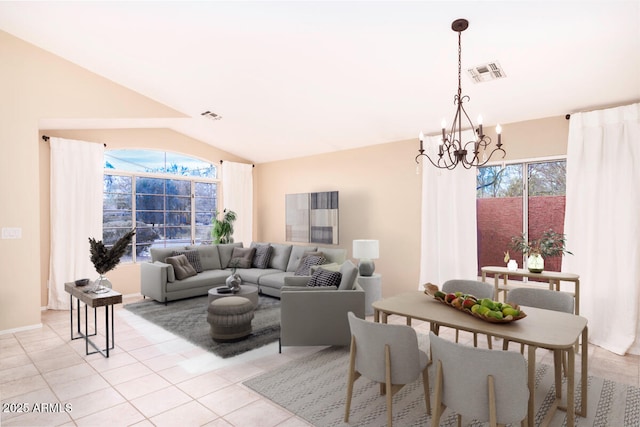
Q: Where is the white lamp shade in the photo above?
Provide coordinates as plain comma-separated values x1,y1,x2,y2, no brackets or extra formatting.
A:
353,239,379,260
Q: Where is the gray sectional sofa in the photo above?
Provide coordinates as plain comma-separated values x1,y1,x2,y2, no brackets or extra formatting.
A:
140,242,348,303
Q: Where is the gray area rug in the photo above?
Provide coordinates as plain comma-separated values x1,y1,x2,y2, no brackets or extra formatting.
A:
124,294,280,358
244,335,640,427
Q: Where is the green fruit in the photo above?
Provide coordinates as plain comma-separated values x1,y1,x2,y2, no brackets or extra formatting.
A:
471,304,481,314
455,291,462,297
477,305,490,315
502,303,513,310
486,310,504,320
502,307,520,317
480,298,496,310
434,290,446,300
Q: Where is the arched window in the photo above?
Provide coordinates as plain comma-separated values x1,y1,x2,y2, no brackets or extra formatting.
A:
103,149,218,263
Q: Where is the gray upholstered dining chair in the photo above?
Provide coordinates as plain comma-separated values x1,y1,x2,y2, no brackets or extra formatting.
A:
344,312,430,427
504,286,575,375
440,279,495,348
429,331,529,427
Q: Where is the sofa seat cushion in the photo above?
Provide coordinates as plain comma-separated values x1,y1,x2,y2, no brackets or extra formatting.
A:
165,269,229,292
232,268,282,284
258,271,296,290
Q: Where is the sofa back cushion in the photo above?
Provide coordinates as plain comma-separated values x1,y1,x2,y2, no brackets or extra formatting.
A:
338,260,359,290
286,245,318,272
186,245,222,270
217,242,243,268
164,254,197,280
269,244,292,271
150,247,185,263
317,247,347,265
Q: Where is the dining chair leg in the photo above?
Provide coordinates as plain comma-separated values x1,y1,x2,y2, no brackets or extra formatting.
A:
385,345,393,427
422,366,431,415
344,335,358,422
431,360,444,427
488,374,497,427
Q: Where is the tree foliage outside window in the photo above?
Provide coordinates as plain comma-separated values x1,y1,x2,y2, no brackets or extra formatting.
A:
103,150,218,262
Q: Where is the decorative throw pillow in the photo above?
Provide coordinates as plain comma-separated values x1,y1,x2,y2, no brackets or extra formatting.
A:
307,269,342,287
164,254,197,280
295,254,326,276
229,247,256,269
172,250,203,273
251,243,273,269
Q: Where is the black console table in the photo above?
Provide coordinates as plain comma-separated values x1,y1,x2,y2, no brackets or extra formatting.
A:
64,282,122,358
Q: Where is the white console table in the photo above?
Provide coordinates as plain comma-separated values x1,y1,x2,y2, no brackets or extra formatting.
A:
358,273,382,316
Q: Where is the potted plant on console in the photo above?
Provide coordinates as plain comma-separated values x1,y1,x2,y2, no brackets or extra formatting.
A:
509,229,572,273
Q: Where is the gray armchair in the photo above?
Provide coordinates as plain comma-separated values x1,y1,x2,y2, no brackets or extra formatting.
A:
279,260,365,352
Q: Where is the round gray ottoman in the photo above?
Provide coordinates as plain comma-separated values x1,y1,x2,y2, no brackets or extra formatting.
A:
207,296,255,342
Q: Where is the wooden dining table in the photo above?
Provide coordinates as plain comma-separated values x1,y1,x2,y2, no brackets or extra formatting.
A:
372,291,588,427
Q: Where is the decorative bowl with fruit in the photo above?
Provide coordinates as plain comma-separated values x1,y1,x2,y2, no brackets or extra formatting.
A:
423,283,526,323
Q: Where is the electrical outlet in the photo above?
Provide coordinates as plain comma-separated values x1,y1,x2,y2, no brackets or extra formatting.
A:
1,227,22,239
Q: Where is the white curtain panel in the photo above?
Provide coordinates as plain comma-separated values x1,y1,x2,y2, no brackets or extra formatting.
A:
563,103,640,355
419,131,478,288
48,137,104,310
221,161,253,246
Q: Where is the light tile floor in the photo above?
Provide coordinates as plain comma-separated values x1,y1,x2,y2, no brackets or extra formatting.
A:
1,294,639,426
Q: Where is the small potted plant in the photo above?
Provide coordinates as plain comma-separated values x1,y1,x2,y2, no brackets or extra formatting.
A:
509,229,572,273
88,229,136,293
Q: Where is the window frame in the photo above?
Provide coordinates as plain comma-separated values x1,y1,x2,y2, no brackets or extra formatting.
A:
477,155,568,274
103,152,219,264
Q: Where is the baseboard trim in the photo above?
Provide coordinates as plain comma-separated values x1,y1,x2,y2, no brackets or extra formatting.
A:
0,323,43,336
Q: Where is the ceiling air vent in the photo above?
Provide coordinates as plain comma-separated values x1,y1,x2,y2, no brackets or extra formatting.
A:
467,61,506,83
201,110,222,120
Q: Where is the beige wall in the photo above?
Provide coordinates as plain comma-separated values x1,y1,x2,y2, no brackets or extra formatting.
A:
0,26,573,333
254,116,570,297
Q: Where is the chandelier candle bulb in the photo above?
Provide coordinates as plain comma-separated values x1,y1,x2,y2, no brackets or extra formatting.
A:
419,131,424,151
496,124,502,145
477,115,483,136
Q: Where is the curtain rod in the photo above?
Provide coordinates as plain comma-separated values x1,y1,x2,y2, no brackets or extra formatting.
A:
220,160,255,168
41,135,107,147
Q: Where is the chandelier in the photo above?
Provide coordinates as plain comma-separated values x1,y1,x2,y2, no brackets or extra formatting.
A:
416,19,505,170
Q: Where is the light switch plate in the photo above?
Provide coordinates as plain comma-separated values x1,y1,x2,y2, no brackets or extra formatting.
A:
1,227,22,239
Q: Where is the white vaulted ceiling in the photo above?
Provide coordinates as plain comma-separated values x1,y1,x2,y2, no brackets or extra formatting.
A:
1,1,638,163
